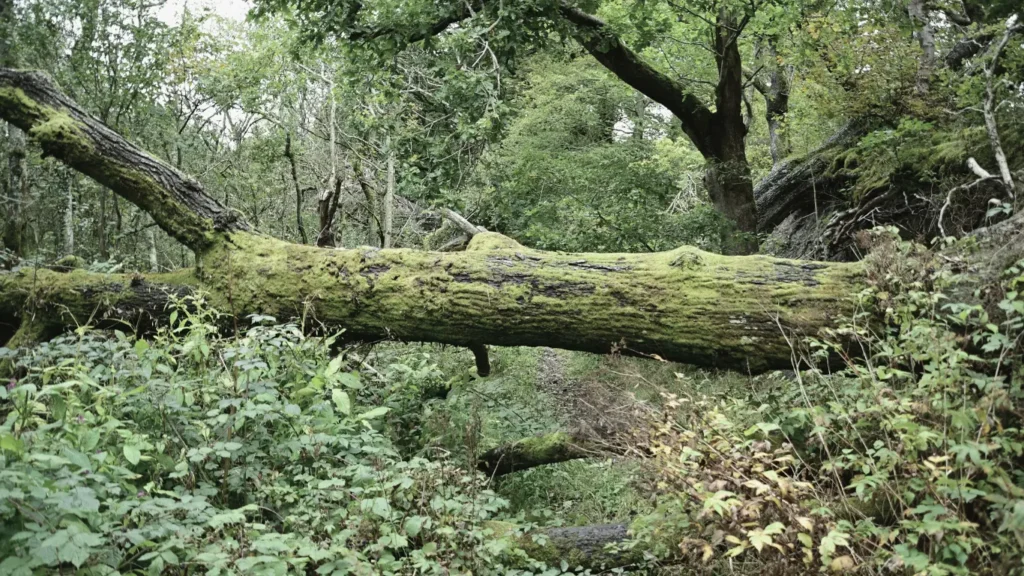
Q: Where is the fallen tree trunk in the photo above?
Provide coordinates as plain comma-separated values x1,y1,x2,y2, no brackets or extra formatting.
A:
754,119,868,234
0,229,864,372
488,520,647,570
0,68,1019,376
478,432,597,476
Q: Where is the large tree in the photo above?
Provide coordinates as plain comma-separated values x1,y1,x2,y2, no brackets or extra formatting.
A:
252,0,766,253
0,68,861,369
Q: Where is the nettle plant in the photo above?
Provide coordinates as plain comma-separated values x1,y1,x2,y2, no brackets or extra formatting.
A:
0,298,538,575
634,230,1024,575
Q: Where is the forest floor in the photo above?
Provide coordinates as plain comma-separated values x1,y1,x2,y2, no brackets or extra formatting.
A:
371,341,748,527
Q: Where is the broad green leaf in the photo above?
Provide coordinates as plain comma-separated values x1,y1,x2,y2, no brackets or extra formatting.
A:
332,389,351,415
123,445,141,465
356,406,389,420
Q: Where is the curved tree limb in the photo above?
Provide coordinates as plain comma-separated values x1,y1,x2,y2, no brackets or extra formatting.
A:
557,3,715,154
0,70,247,251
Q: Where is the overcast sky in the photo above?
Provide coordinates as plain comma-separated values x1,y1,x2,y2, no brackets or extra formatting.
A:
156,0,251,24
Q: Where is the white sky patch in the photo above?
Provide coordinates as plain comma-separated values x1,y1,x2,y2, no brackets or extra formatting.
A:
156,0,251,25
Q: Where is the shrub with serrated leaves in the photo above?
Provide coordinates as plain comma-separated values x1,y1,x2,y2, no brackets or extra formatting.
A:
0,298,539,575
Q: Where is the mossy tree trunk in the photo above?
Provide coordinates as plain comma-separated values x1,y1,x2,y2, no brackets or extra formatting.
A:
0,69,920,373
3,67,1023,372
478,432,599,477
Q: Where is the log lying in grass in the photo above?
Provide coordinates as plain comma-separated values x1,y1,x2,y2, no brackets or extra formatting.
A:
478,432,597,476
0,228,866,372
488,520,648,570
0,67,870,372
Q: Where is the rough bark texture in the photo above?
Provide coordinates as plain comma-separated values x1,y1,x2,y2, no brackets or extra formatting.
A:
0,66,864,372
63,168,75,257
0,69,246,250
317,176,343,247
907,0,937,94
753,118,864,230
0,0,23,257
748,39,792,166
0,229,865,372
284,133,309,244
0,65,1017,377
486,520,645,571
3,122,25,255
0,267,195,348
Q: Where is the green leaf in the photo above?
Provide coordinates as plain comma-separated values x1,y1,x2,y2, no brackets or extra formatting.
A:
337,372,362,389
356,406,389,420
207,506,256,528
123,445,141,465
747,529,773,553
404,516,427,537
332,389,351,416
325,355,345,377
0,434,24,455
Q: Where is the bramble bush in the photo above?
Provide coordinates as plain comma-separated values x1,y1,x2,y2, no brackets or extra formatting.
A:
0,298,552,575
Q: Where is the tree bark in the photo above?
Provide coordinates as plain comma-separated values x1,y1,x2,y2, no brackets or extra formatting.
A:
284,133,309,245
0,0,24,257
907,0,937,95
0,70,246,250
147,225,159,272
63,168,74,257
316,76,342,248
317,176,343,247
98,187,109,260
3,121,25,255
754,119,868,233
0,229,865,372
748,39,792,166
486,520,647,570
383,135,395,248
353,157,381,247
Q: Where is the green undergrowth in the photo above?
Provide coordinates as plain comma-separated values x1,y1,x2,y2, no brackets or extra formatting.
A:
628,233,1024,575
0,304,571,575
364,343,654,528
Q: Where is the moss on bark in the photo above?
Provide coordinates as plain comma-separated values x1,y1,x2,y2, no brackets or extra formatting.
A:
478,432,592,476
197,231,864,372
0,71,241,249
1,230,866,372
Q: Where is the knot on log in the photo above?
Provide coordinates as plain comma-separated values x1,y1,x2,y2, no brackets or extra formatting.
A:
467,232,523,251
670,249,704,269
